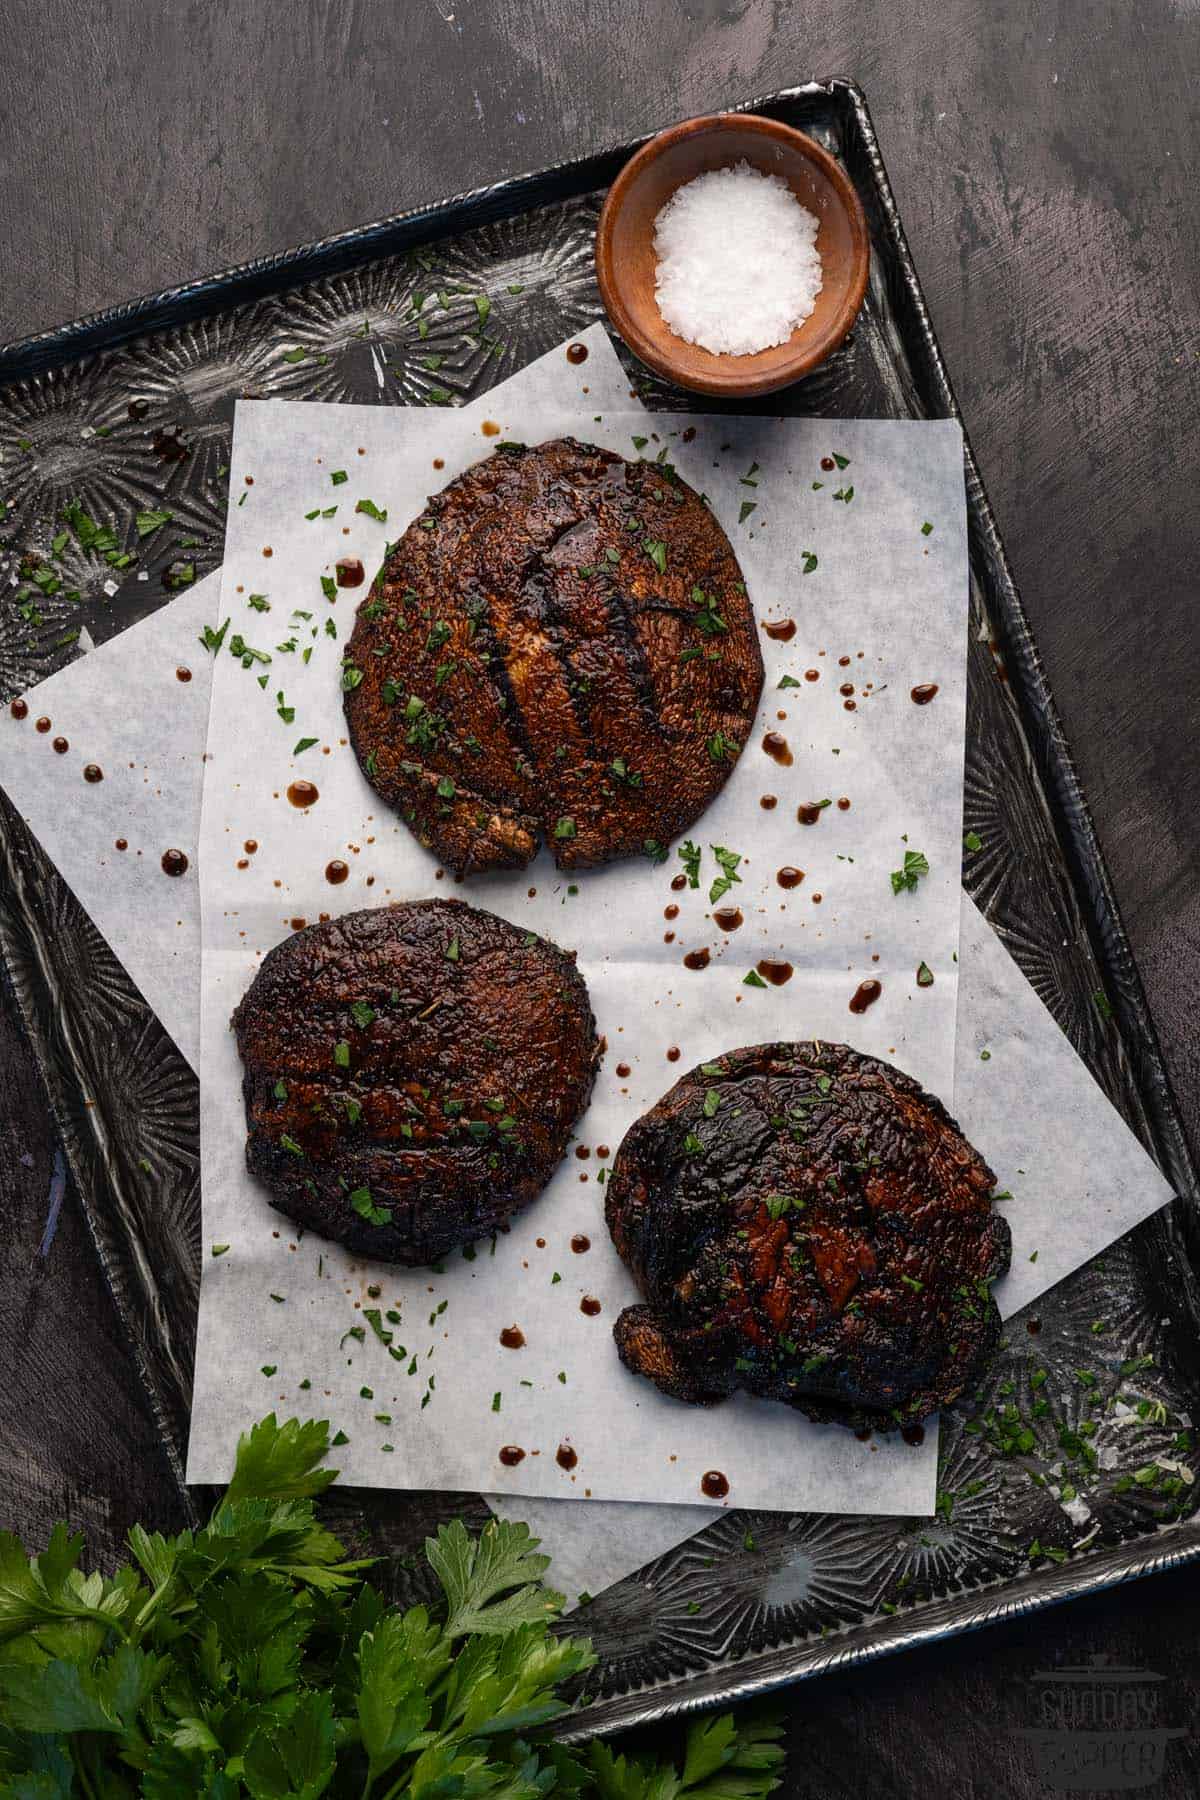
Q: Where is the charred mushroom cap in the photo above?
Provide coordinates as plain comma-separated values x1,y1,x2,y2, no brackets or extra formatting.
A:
606,1040,1010,1431
233,899,600,1264
343,437,762,874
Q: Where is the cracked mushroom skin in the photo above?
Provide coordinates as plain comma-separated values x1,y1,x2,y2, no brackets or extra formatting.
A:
342,437,763,874
606,1041,1011,1432
232,899,600,1264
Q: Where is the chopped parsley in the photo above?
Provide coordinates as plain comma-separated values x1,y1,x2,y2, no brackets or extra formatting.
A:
678,840,702,888
199,618,231,654
890,849,929,895
690,585,727,636
350,1187,392,1227
709,844,743,905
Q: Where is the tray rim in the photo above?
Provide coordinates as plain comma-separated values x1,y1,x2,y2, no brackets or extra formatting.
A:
0,74,1196,1726
555,1515,1200,1740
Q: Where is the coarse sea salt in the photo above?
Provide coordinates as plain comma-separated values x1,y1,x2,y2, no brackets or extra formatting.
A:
652,159,823,357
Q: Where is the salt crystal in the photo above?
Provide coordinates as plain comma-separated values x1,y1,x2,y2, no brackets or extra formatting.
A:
652,160,823,357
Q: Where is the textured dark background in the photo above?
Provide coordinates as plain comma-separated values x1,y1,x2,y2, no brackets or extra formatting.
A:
1,1,1198,1794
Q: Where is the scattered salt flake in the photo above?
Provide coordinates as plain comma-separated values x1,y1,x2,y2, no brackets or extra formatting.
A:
1061,1493,1092,1527
652,160,823,357
1154,1457,1194,1485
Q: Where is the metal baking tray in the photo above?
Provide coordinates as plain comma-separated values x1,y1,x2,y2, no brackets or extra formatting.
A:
1,80,1197,1737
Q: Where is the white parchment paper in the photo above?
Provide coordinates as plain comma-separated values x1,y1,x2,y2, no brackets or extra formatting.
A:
0,330,1174,1592
186,348,974,1510
0,582,213,1069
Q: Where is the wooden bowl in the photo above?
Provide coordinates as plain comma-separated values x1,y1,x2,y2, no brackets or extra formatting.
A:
596,113,869,399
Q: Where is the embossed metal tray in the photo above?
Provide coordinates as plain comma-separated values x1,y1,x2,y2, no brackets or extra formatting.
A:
1,80,1197,1736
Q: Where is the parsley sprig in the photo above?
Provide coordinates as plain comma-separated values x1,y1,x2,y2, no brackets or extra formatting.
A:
0,1414,786,1798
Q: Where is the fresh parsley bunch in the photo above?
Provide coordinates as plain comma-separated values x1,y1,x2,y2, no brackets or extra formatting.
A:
0,1415,785,1799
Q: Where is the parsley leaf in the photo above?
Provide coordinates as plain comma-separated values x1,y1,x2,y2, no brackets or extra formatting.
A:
708,844,743,906
679,840,702,888
890,849,930,895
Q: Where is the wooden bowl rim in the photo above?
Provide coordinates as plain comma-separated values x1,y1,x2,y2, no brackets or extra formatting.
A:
595,112,870,399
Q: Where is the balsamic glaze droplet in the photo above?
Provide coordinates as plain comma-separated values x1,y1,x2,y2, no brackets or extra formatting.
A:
849,978,883,1013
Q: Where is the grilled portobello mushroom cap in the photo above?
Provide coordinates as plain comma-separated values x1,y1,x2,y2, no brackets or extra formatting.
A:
232,899,600,1264
606,1041,1010,1432
343,437,762,874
